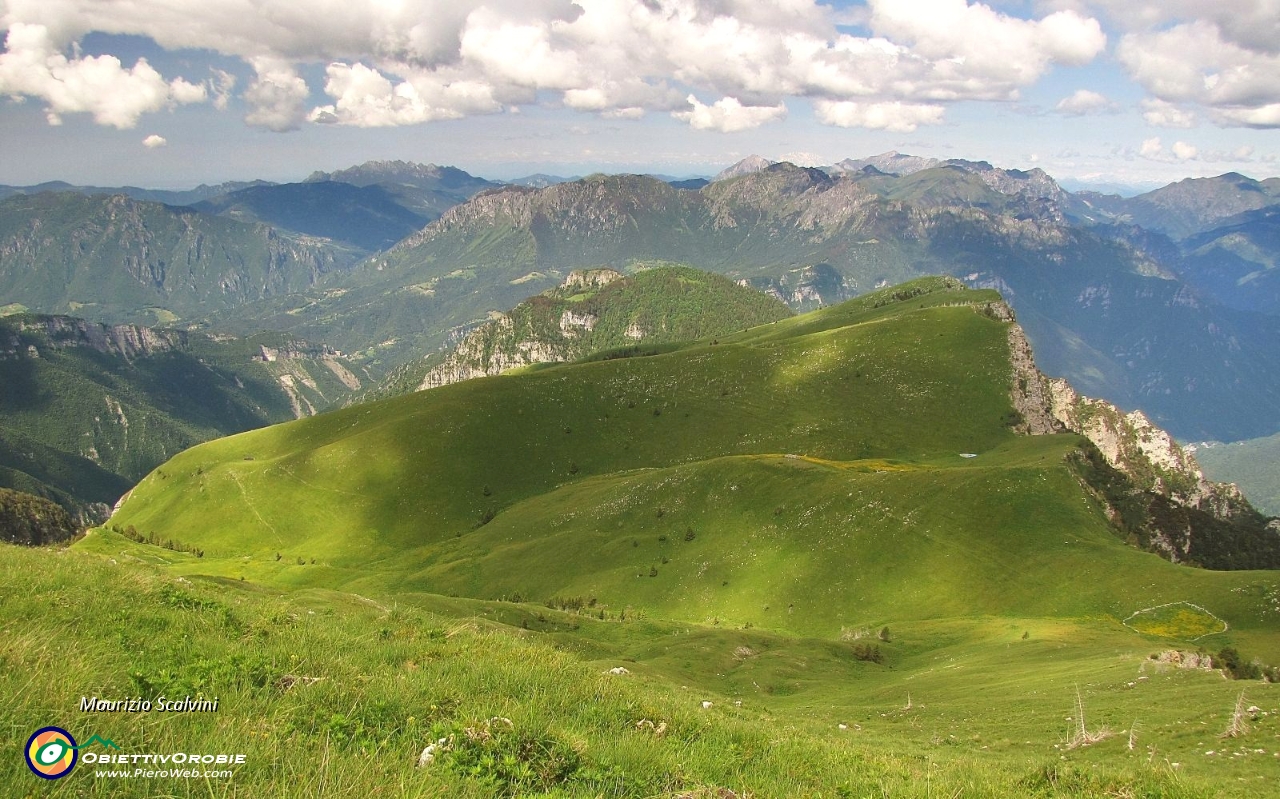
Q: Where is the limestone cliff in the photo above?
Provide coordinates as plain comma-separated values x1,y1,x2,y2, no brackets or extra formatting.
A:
997,301,1275,566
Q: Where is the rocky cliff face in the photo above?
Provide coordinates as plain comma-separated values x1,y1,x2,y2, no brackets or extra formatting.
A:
997,301,1274,566
418,313,567,391
1,316,184,360
1047,378,1250,519
1003,315,1063,436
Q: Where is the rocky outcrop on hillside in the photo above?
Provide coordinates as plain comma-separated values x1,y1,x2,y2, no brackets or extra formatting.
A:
1,316,184,360
996,300,1275,566
254,341,340,362
830,151,940,176
562,268,622,292
374,266,793,398
418,313,566,391
1047,379,1251,520
1004,319,1063,436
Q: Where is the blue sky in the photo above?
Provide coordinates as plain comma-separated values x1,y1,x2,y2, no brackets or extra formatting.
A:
0,1,1277,190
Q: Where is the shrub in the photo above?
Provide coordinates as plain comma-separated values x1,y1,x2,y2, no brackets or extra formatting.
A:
852,643,884,663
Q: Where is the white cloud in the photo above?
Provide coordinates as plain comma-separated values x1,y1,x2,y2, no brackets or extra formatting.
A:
673,95,787,133
1141,98,1196,128
1055,89,1115,115
813,99,944,131
0,23,205,128
1213,103,1280,128
0,0,1110,131
602,107,645,120
308,62,503,127
1117,17,1280,129
867,0,1105,96
243,57,309,131
1084,1,1280,56
142,133,167,148
778,151,824,167
1137,136,1200,162
209,68,236,110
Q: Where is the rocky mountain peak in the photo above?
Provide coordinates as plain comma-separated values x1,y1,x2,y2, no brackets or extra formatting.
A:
713,155,775,182
832,151,941,176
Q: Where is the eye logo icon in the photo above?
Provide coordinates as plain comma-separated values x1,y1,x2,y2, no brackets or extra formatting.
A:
25,727,77,779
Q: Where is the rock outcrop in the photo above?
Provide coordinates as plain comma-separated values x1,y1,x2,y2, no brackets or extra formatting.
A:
1047,378,1250,520
1,316,183,360
993,299,1264,560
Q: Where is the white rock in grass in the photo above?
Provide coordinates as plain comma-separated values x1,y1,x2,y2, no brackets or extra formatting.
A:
417,736,452,768
417,745,438,768
606,667,630,675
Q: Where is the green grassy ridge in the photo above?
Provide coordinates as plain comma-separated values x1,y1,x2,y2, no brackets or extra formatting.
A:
107,285,1017,569
103,280,1280,644
7,541,1274,797
397,441,1280,637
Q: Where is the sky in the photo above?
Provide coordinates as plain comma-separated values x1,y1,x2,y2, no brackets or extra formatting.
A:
0,0,1278,191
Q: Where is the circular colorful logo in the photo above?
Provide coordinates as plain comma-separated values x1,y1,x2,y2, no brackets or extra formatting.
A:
25,727,77,780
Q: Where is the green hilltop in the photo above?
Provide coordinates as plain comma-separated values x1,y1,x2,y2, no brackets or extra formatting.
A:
369,264,794,401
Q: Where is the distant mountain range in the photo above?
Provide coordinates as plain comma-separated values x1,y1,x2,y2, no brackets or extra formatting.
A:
0,179,275,207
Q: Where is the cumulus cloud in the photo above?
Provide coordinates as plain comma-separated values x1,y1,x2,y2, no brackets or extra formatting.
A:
778,151,825,167
813,100,944,131
307,62,502,127
243,57,309,131
1116,13,1280,129
1137,137,1200,162
1214,104,1280,128
0,0,1110,131
867,0,1105,95
142,133,167,148
673,95,787,133
1141,98,1196,128
0,23,205,128
1055,89,1116,115
209,68,236,110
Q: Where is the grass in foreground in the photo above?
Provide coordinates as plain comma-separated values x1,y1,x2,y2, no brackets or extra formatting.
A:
4,542,1278,797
